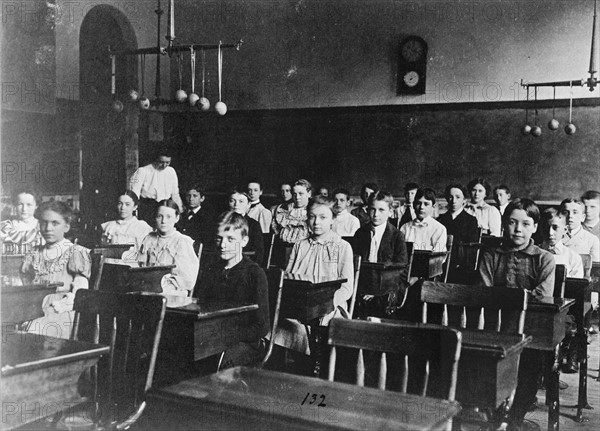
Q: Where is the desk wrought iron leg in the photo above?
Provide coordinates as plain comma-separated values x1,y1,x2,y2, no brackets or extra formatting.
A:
547,345,560,431
576,331,593,422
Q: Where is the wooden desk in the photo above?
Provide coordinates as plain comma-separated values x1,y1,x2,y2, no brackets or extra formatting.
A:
525,297,574,431
1,283,62,326
1,332,109,430
99,261,174,293
456,330,532,410
563,277,593,422
358,262,405,296
154,295,258,386
92,244,135,259
281,274,346,323
408,249,447,280
144,366,461,431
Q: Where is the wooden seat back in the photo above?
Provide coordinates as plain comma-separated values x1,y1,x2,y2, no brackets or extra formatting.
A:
261,268,284,367
418,281,528,334
554,264,567,298
580,254,592,279
328,319,461,401
71,290,166,429
348,255,362,319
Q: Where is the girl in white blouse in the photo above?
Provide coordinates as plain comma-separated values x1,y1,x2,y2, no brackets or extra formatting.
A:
465,177,502,237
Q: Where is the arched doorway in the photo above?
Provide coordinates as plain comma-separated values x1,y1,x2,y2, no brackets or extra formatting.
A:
79,5,138,236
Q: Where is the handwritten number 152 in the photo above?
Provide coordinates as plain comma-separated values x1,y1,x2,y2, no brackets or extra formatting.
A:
301,393,326,407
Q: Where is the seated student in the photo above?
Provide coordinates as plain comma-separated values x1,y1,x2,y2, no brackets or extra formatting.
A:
197,212,269,368
137,199,199,296
272,178,312,244
478,199,555,429
353,191,408,317
539,208,583,278
561,198,600,262
465,177,502,237
351,183,379,227
247,180,273,234
22,201,91,339
1,191,43,252
437,184,479,283
331,188,360,237
493,184,512,216
400,188,447,252
397,182,419,228
270,181,293,219
176,184,215,254
316,186,329,198
438,184,479,244
273,197,354,358
229,189,264,265
101,191,152,257
581,190,600,241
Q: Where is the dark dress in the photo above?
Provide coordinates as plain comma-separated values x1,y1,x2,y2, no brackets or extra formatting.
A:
437,209,479,283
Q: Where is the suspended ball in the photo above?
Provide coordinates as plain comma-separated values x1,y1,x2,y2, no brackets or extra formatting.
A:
531,126,542,137
198,97,210,112
138,97,150,110
112,100,124,113
215,101,227,116
548,119,559,131
128,89,139,102
521,124,532,135
565,123,576,135
175,89,188,103
188,93,200,107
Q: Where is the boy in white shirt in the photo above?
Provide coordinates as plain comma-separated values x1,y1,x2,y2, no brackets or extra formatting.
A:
331,188,360,237
582,190,600,241
561,198,600,262
400,188,447,252
539,208,584,278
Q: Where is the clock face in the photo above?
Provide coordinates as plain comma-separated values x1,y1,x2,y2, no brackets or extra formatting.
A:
403,71,420,87
401,39,425,63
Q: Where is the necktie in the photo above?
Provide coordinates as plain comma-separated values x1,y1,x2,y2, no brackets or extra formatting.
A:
368,230,378,262
413,220,428,228
187,211,194,220
399,205,413,227
250,202,260,209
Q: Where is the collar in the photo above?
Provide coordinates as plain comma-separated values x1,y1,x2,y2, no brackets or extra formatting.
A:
335,209,349,218
371,222,387,235
116,217,137,225
249,201,261,209
451,208,464,219
567,226,582,238
584,220,600,230
468,201,488,210
497,239,541,256
413,216,433,227
43,238,72,250
309,230,338,245
542,241,564,255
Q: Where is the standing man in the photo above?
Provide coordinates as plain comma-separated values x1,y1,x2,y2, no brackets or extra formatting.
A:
129,148,183,224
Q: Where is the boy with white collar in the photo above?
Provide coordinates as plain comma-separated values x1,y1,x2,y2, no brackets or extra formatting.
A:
400,188,447,252
331,188,360,237
540,208,583,277
561,198,600,262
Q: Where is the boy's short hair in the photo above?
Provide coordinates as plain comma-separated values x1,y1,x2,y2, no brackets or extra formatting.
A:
368,191,394,209
415,188,437,204
581,190,600,201
332,188,350,199
360,183,379,195
404,183,419,194
217,211,249,238
294,179,312,193
247,180,263,190
308,196,336,218
155,147,172,159
493,184,511,195
444,184,467,199
503,198,540,225
541,207,567,223
560,198,585,211
467,177,491,197
186,183,205,196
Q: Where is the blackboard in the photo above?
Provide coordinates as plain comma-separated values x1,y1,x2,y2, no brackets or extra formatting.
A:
155,99,600,200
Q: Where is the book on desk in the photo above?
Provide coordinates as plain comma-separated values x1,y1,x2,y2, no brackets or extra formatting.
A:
99,260,175,293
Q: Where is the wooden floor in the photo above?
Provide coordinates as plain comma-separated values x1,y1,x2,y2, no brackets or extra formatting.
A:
525,324,600,431
462,323,600,431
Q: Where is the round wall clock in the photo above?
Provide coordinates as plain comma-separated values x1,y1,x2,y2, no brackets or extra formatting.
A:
397,36,428,95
